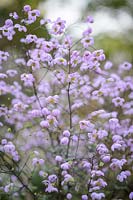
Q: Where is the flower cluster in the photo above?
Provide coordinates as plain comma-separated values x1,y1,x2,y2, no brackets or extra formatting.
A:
0,4,133,200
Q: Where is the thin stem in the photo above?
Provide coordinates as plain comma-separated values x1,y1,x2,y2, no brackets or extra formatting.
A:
66,48,72,158
74,131,81,159
32,81,54,147
0,153,36,200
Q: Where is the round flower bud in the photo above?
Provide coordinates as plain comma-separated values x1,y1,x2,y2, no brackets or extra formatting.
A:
63,130,70,137
55,155,63,162
40,120,50,128
82,194,88,200
23,5,31,12
66,193,72,199
60,137,69,145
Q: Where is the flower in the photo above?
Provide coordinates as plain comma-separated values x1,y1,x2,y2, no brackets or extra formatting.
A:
21,73,35,87
32,158,44,166
63,130,71,137
40,120,50,128
119,61,132,71
129,192,133,200
91,192,105,200
51,17,66,35
86,16,94,23
61,162,71,170
45,184,58,193
81,36,94,48
112,97,125,107
82,194,88,200
55,155,63,162
117,170,131,182
60,137,69,145
23,5,31,12
66,193,72,199
48,174,57,183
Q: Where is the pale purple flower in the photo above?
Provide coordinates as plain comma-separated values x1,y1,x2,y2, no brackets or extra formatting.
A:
71,135,78,142
60,137,69,145
63,35,72,48
25,9,40,24
68,72,80,83
0,50,9,64
1,139,7,145
5,19,13,27
66,193,72,199
92,178,107,188
104,61,113,70
51,17,66,35
96,144,109,155
53,57,67,66
45,184,58,193
39,171,47,177
40,18,51,25
82,27,92,36
61,162,71,170
63,130,71,137
91,192,105,200
82,194,88,200
97,129,108,139
0,73,8,79
47,115,58,127
86,16,94,23
111,143,122,151
32,158,44,166
82,161,91,169
29,109,42,118
46,95,59,104
2,26,15,40
15,58,26,65
21,73,35,87
112,97,125,107
109,118,119,130
4,183,13,193
91,170,104,177
110,158,127,170
81,36,94,48
13,101,28,112
117,170,131,182
3,143,15,153
70,50,81,68
129,192,133,200
40,120,50,128
23,5,31,12
112,135,122,142
93,49,105,61
25,34,37,44
42,107,50,116
14,24,27,32
6,69,18,77
9,12,19,19
119,61,132,71
55,155,63,162
79,120,94,131
48,174,57,183
27,59,40,70
52,109,60,117
41,41,53,52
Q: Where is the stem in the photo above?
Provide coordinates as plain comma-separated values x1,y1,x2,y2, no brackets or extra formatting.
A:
32,81,54,147
0,153,36,200
74,131,80,159
66,48,72,158
87,156,94,198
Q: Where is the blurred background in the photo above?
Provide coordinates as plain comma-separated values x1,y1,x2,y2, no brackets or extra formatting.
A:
0,0,133,63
